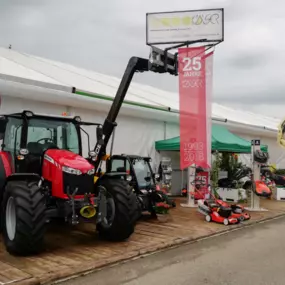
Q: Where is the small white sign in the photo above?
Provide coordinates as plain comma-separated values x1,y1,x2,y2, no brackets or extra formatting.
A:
146,8,224,45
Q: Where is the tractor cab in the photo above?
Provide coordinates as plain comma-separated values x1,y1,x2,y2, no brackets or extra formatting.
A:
107,154,159,193
107,154,175,213
0,110,100,175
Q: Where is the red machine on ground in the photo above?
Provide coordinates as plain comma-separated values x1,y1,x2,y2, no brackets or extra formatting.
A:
213,194,251,221
198,199,240,225
0,111,139,256
197,189,250,225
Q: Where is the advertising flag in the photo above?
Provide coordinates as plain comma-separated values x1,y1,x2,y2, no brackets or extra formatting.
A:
205,51,214,168
179,47,208,170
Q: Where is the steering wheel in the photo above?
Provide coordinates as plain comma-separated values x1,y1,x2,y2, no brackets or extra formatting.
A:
36,138,59,151
37,138,54,144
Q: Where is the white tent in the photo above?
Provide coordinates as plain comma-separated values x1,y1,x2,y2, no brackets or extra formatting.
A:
0,47,283,169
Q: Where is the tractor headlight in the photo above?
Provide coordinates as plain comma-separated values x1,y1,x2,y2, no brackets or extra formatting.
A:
87,168,95,175
126,175,132,181
62,166,82,175
19,148,29,155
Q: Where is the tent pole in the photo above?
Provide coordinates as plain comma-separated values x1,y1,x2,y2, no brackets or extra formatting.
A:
245,139,268,212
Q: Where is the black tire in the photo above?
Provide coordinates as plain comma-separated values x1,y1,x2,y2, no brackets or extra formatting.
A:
96,179,137,241
2,180,47,256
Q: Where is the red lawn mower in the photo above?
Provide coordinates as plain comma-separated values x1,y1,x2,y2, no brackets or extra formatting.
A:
197,188,250,225
212,194,251,221
198,199,239,225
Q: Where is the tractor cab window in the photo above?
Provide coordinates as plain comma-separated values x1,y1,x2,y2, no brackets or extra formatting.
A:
27,119,80,155
2,117,22,170
132,159,154,189
110,158,130,173
3,117,22,153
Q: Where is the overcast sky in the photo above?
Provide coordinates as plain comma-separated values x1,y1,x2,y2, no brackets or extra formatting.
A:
0,0,284,118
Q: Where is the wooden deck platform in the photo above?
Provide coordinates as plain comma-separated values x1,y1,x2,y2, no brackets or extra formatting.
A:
1,198,285,285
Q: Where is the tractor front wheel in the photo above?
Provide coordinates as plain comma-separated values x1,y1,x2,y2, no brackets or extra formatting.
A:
2,181,47,256
96,179,137,241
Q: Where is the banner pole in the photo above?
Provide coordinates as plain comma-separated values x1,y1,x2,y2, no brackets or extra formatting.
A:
245,139,268,212
181,164,197,208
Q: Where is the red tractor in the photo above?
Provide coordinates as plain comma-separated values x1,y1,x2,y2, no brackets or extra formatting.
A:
0,110,138,256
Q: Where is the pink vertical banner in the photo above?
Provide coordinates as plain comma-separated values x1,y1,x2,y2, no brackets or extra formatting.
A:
178,47,208,170
205,51,214,168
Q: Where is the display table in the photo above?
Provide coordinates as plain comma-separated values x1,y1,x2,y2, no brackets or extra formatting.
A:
216,187,247,203
275,186,285,201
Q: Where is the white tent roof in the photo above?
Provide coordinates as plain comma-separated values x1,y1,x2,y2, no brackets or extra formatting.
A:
0,47,280,131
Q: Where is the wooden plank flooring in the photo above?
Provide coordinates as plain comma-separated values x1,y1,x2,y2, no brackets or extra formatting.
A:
0,198,284,285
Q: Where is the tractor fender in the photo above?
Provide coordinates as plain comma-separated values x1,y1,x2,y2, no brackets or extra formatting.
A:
100,172,128,179
0,156,7,192
6,173,41,184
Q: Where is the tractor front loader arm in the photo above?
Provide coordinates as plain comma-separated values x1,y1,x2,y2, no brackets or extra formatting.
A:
93,57,149,171
92,46,177,172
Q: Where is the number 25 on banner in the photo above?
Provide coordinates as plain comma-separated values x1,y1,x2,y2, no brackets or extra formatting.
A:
182,57,201,71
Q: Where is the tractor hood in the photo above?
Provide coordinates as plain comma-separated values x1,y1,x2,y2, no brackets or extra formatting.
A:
45,149,94,172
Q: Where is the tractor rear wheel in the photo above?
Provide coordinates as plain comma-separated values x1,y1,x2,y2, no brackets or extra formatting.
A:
96,179,137,241
2,180,47,256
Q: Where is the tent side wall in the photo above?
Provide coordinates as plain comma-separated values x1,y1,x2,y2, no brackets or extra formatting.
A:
0,78,282,169
165,122,180,139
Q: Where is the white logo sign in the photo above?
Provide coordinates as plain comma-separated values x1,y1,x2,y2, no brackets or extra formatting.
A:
146,8,224,45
